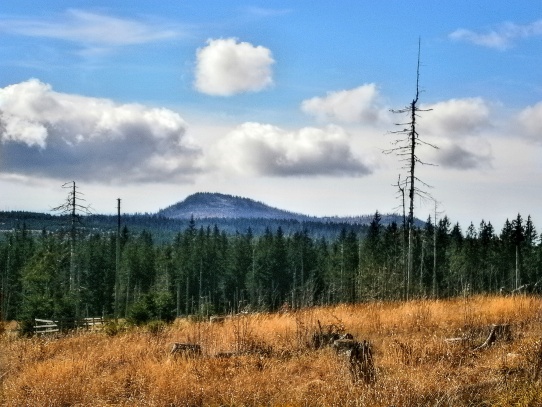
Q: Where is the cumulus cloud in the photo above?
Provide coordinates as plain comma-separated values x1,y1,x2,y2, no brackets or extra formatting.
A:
0,79,201,183
209,122,371,177
194,38,275,96
0,9,180,54
449,19,542,49
435,142,492,170
517,102,542,142
420,98,491,137
301,84,386,124
412,98,494,170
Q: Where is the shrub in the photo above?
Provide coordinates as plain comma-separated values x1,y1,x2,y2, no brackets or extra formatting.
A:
18,319,35,337
103,320,126,336
128,299,152,326
146,320,166,335
127,292,175,326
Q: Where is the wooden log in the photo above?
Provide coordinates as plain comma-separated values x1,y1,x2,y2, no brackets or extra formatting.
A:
170,343,202,357
444,337,469,345
215,351,238,358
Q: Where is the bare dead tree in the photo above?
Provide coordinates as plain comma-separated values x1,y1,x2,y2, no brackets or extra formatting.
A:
385,40,437,300
432,199,444,298
395,175,406,231
52,181,92,318
115,198,121,320
394,175,408,296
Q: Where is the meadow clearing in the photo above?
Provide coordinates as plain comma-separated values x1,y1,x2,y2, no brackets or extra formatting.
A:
1,295,542,406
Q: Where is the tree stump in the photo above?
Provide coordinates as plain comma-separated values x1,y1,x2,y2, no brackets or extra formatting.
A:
348,340,376,384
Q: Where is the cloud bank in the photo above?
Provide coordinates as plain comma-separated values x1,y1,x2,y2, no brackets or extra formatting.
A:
0,79,201,183
194,38,275,96
450,19,542,49
301,84,386,124
210,122,372,177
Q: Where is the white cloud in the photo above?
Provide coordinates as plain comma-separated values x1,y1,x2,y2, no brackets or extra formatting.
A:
209,122,372,177
518,101,542,142
194,38,275,96
420,97,491,137
301,84,386,124
0,79,201,183
1,114,48,149
411,98,494,170
0,9,180,53
449,19,542,49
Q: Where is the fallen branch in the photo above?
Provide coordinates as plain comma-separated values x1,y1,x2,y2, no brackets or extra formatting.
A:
473,324,511,351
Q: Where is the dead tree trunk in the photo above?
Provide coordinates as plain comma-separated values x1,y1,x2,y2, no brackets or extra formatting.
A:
51,181,92,320
385,39,436,300
473,324,511,351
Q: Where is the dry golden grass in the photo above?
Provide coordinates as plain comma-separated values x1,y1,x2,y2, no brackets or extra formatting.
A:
2,295,542,406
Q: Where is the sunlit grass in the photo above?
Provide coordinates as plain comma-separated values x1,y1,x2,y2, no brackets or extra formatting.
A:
1,295,542,406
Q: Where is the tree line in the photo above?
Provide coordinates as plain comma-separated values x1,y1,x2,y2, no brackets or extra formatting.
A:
0,211,373,243
1,212,540,324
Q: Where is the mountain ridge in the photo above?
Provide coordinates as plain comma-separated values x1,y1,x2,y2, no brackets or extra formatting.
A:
157,192,313,221
156,192,403,225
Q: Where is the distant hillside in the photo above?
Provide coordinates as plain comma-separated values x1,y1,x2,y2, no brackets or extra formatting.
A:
157,192,313,221
157,192,409,226
0,193,415,243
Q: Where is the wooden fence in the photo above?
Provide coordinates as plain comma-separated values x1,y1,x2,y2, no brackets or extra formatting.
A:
33,317,104,334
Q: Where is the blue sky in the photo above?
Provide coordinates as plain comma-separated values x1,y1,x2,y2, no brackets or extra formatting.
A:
1,1,542,229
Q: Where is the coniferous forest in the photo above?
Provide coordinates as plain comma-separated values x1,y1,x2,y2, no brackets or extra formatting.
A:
1,210,540,325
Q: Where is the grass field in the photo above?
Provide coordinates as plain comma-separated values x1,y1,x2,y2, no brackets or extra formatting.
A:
2,295,542,406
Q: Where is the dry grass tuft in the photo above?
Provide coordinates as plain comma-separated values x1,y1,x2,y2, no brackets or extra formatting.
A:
2,295,542,406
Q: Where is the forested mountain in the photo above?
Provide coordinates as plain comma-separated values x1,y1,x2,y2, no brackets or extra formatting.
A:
157,192,311,220
157,192,407,226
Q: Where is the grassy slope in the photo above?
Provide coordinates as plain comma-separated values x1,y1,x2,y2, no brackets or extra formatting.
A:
1,295,542,406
